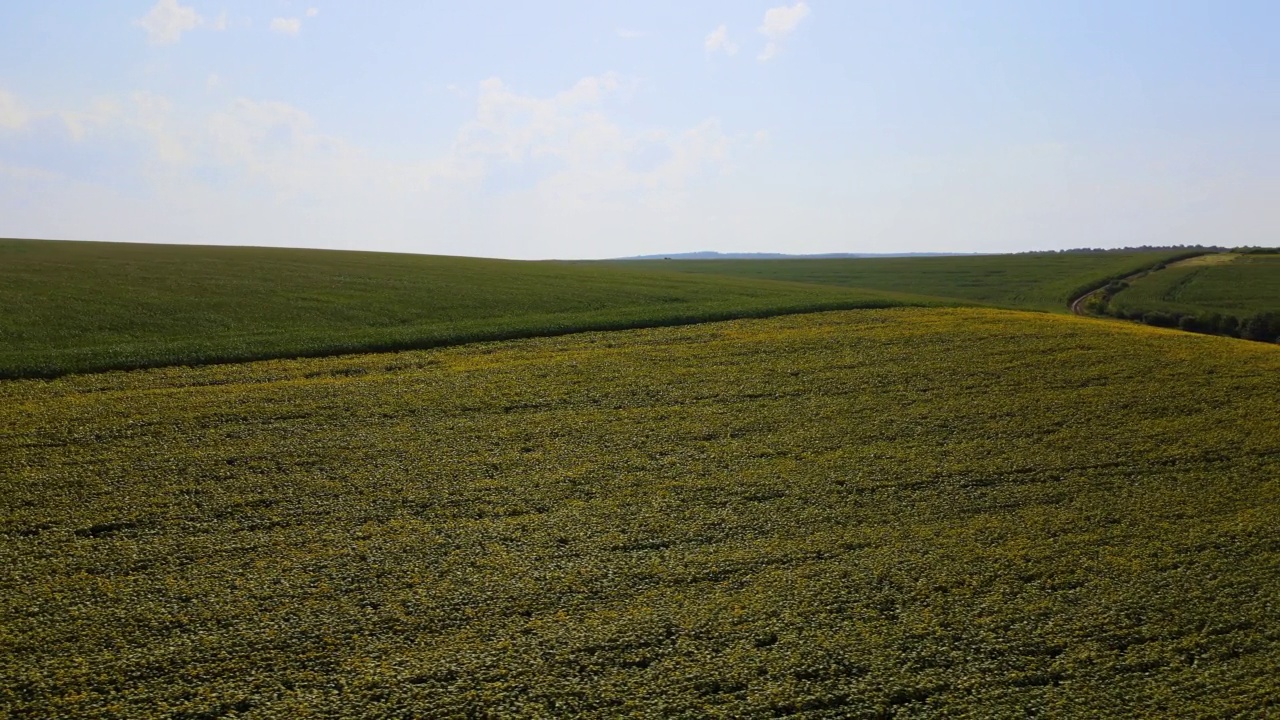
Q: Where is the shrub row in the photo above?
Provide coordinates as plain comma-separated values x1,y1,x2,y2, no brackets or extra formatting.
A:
1101,305,1280,343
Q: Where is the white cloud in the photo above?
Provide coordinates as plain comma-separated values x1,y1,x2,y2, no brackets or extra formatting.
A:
459,74,627,168
212,12,228,31
208,99,327,185
206,73,223,90
135,0,203,45
202,97,431,203
0,89,30,130
452,75,741,207
0,78,754,257
641,119,733,193
758,2,810,61
306,8,319,18
616,28,644,39
270,17,302,36
704,25,738,56
59,98,123,141
132,92,187,164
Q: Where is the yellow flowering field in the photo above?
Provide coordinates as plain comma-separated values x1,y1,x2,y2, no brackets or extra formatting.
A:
2,308,1278,717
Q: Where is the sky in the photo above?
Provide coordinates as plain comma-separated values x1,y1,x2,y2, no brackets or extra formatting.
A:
0,2,1276,259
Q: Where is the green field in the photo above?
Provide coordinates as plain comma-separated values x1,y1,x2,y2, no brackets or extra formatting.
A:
4,309,1278,717
616,250,1195,313
0,239,934,379
1104,253,1280,340
2,241,1205,380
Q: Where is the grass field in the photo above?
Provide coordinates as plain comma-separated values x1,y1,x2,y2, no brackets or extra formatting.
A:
0,239,935,379
4,308,1278,718
615,250,1196,313
1108,253,1280,319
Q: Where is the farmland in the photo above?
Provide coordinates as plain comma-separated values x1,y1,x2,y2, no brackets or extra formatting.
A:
1110,252,1280,317
616,250,1197,313
2,241,1209,380
4,308,1279,717
1100,253,1280,340
0,239,933,379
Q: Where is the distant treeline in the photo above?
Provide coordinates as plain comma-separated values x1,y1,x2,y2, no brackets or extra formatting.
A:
1028,245,1228,255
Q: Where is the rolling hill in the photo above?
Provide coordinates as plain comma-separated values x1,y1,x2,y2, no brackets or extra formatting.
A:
1,240,1201,378
0,239,935,378
614,250,1198,313
1110,252,1280,317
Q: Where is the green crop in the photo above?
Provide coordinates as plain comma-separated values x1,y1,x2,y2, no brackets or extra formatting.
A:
0,240,1195,380
614,250,1196,313
3,308,1278,718
1109,253,1280,319
0,239,936,379
1086,254,1280,342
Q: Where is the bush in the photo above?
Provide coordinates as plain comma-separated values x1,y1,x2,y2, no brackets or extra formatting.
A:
1104,281,1129,296
1178,315,1203,333
1143,311,1178,328
1082,296,1108,315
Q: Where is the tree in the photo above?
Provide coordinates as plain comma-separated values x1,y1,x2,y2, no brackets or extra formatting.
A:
1241,313,1280,343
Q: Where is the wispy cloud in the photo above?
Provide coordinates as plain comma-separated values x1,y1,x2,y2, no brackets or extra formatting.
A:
0,77,758,257
455,75,741,207
616,28,645,39
0,89,30,131
271,9,319,36
270,17,302,36
758,2,810,61
704,25,738,57
135,0,202,45
0,75,741,210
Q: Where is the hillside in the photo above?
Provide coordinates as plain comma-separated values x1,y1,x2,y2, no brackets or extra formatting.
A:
4,308,1278,717
2,240,1206,379
614,250,1197,313
0,239,933,379
1103,253,1280,339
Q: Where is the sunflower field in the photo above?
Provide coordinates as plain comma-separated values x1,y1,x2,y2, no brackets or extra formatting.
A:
3,308,1278,718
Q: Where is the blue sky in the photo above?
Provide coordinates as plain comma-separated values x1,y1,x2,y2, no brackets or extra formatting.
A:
0,1,1276,258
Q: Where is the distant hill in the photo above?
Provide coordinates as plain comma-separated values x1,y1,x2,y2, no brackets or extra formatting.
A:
618,251,974,260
